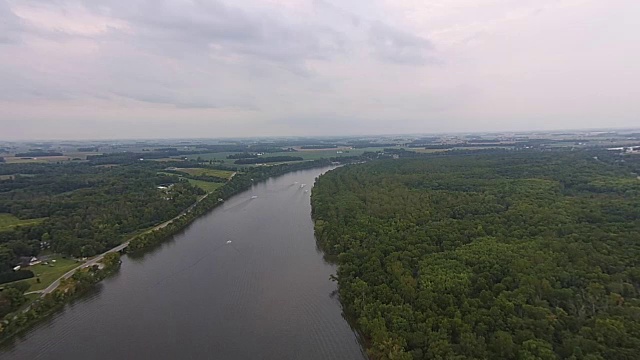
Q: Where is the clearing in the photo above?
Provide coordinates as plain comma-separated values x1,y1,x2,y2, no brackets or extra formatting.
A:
187,179,224,193
6,256,80,292
0,214,46,231
170,168,236,179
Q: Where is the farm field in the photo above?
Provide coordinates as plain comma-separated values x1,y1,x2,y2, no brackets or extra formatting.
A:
171,168,236,179
150,158,185,162
187,179,224,193
0,214,46,231
1,152,100,164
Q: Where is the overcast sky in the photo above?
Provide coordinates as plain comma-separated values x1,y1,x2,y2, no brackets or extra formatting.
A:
1,0,639,140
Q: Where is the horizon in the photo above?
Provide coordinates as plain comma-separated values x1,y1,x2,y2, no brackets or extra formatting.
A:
3,125,640,143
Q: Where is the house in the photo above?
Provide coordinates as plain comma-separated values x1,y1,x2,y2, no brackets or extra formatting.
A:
18,256,33,267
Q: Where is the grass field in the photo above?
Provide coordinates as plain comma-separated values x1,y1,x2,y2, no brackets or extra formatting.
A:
187,179,224,193
410,148,451,153
1,151,99,164
150,158,185,162
0,213,46,231
2,157,51,164
0,174,36,180
172,168,236,179
64,151,102,160
6,256,80,292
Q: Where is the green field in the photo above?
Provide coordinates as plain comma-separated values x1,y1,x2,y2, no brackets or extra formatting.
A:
0,214,46,231
171,168,235,179
187,179,224,193
0,151,98,164
0,174,37,180
150,158,184,162
8,256,80,292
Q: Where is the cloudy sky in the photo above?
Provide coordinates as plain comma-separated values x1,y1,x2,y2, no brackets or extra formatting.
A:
1,0,638,140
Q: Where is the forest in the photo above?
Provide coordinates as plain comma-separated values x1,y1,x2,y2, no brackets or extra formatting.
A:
311,150,640,359
0,161,204,275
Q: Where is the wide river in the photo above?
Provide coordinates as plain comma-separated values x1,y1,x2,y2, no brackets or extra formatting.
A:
2,167,366,360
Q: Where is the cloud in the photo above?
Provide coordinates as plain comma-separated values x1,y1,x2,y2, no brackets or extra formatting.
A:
1,0,639,140
0,0,24,44
368,21,435,65
1,0,352,108
78,0,348,67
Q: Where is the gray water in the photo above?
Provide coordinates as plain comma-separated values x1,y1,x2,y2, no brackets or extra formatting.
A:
2,167,365,360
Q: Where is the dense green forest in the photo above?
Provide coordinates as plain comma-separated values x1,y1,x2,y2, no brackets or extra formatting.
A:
312,150,640,359
0,162,204,274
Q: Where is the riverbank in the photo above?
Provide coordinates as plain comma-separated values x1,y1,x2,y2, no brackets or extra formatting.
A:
0,159,335,344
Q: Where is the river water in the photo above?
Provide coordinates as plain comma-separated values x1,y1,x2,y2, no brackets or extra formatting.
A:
2,167,365,360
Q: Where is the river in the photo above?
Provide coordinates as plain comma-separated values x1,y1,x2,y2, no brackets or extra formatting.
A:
2,166,366,360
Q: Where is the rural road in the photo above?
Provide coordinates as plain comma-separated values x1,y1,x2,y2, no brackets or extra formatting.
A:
34,193,210,297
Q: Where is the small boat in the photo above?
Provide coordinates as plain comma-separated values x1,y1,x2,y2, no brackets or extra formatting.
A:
251,195,258,199
226,240,232,244
304,190,309,193
300,184,306,188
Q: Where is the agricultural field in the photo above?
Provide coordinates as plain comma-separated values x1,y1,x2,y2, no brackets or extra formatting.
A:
1,156,63,164
171,168,236,179
1,151,100,164
63,151,102,159
187,179,224,193
150,158,186,162
410,148,452,154
0,213,46,231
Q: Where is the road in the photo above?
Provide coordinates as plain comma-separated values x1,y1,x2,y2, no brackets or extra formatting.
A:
33,193,210,297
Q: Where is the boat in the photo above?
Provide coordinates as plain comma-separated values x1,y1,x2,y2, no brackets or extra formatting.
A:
251,195,258,199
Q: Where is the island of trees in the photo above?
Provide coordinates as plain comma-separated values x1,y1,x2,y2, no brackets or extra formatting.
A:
312,150,640,359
